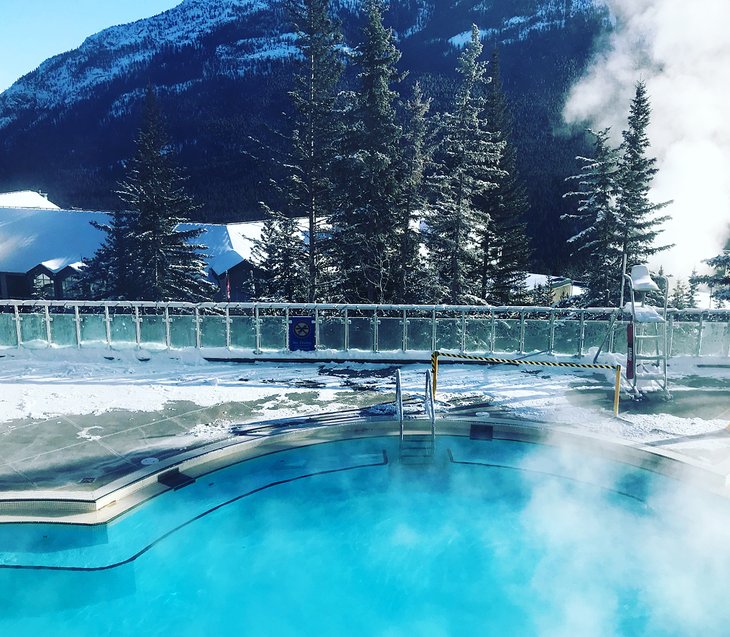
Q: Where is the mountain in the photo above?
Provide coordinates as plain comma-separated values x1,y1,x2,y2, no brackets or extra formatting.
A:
0,0,610,270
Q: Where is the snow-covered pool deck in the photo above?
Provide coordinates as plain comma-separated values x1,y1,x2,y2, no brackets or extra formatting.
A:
0,348,728,522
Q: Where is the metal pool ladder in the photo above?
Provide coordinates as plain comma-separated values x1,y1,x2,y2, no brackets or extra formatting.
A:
396,369,436,464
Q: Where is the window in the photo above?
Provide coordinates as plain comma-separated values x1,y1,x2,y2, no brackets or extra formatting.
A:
32,273,54,299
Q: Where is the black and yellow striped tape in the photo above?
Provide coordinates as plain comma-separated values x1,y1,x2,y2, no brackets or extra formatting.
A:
433,351,616,370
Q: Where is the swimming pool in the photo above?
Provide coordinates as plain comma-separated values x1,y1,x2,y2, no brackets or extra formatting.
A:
1,433,730,636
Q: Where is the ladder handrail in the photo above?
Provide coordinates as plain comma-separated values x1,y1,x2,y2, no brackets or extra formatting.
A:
395,368,404,440
424,370,435,440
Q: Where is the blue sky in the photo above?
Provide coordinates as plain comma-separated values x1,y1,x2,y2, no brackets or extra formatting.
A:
0,0,181,92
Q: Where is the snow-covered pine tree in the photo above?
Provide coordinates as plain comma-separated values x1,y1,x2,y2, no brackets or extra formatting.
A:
670,278,688,309
253,206,308,302
478,50,531,305
329,0,403,303
286,0,344,302
424,25,503,304
616,81,672,275
687,268,700,308
701,250,730,304
82,210,139,299
393,82,434,303
116,88,215,302
562,128,622,306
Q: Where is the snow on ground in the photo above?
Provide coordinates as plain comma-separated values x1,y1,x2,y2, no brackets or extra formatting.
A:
1,347,728,447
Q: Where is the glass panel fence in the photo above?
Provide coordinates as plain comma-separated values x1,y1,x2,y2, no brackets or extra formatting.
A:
553,319,581,355
200,313,227,348
493,317,519,353
80,312,107,347
435,317,461,351
0,308,18,347
406,317,432,351
229,315,255,350
50,311,77,347
699,320,729,357
109,310,137,348
378,316,403,352
669,321,700,356
319,313,345,350
259,315,286,350
524,318,550,353
170,313,197,349
19,310,48,347
582,320,611,353
348,316,374,351
464,317,492,353
139,309,166,349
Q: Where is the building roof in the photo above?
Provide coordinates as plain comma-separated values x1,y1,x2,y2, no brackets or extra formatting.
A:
0,191,60,210
0,207,270,277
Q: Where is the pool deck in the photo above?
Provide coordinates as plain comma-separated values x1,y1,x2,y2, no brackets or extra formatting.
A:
0,363,729,524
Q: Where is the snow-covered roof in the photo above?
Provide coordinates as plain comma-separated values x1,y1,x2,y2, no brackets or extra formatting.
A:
0,191,60,210
525,273,572,289
0,208,270,276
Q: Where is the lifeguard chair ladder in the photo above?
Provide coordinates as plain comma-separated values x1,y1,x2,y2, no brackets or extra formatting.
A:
623,265,670,399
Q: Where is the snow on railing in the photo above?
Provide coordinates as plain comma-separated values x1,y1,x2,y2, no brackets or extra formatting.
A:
0,300,728,359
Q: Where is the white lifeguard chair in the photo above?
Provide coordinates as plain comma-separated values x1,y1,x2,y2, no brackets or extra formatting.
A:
623,264,670,399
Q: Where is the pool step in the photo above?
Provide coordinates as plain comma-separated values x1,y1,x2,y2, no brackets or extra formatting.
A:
399,434,435,464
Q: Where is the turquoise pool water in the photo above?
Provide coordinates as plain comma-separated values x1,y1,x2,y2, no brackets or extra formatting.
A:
1,435,730,636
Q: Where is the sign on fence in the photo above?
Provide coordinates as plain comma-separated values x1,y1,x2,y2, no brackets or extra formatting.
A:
289,316,316,351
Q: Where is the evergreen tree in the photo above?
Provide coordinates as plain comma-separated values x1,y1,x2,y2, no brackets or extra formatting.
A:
112,88,214,301
670,279,688,309
285,0,344,302
687,268,700,308
393,82,434,303
253,207,308,302
330,0,403,303
424,25,503,304
616,81,672,274
562,128,622,306
82,210,139,300
478,50,531,305
700,250,730,304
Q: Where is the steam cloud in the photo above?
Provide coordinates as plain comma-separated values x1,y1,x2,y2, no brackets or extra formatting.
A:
563,0,730,280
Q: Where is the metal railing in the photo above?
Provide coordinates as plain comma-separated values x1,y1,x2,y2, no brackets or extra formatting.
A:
0,300,728,359
424,370,436,439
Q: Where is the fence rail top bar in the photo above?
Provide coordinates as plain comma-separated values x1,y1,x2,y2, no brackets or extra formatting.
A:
2,300,729,318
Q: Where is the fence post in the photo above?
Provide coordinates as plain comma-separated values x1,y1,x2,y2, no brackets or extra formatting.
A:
431,308,437,352
74,305,82,349
165,305,172,350
344,308,350,352
104,304,112,349
44,304,52,347
134,305,141,349
194,306,201,350
373,308,379,353
13,303,22,349
254,306,262,354
519,312,526,354
578,312,585,356
548,311,555,354
401,309,408,352
460,311,466,353
696,313,704,357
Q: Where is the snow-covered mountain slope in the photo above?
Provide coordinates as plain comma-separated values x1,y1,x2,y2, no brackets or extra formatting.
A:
0,0,600,127
0,0,607,250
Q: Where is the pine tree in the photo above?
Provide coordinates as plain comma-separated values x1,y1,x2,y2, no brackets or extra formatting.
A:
670,279,688,309
393,82,434,303
616,81,672,274
424,26,503,304
253,207,308,302
115,88,215,302
330,0,403,303
82,210,139,299
700,250,730,304
687,268,700,308
478,50,531,305
285,0,344,302
562,128,622,306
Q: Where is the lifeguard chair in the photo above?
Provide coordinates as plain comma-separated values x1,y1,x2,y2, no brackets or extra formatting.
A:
623,264,670,398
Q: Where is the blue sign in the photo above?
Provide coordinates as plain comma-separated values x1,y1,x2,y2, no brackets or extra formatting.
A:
289,316,316,351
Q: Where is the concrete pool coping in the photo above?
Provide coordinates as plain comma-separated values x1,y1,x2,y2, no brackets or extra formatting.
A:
1,416,729,525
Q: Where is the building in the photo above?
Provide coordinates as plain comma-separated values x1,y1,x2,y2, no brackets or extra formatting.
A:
0,191,273,301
